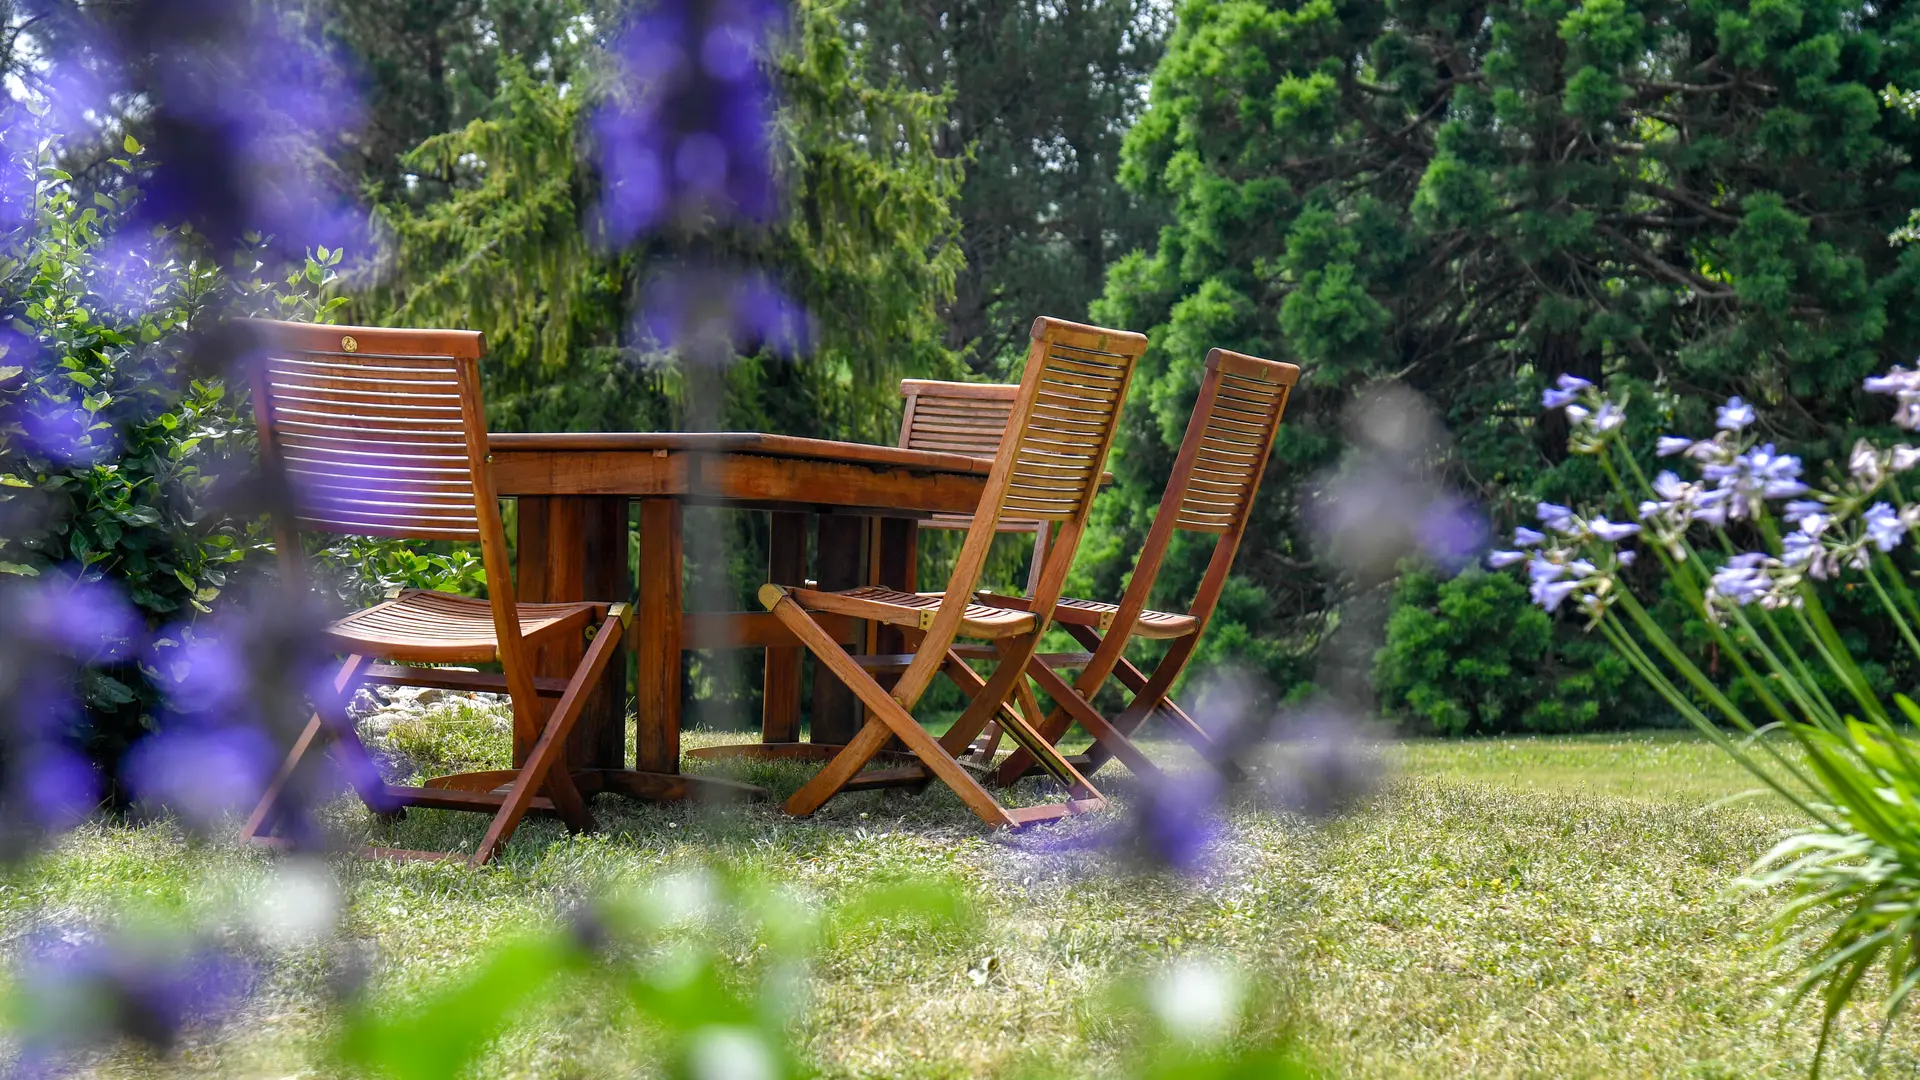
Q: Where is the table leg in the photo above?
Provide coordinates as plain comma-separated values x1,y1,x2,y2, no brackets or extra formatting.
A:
566,497,767,804
514,496,629,770
762,511,808,743
635,497,682,773
809,513,869,745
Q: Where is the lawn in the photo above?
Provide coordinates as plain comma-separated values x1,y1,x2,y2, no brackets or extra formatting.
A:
3,726,1911,1078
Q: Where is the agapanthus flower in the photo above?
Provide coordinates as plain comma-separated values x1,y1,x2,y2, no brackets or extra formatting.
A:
1486,550,1527,568
1513,526,1547,547
1782,499,1828,524
1850,439,1884,486
1717,396,1757,432
1702,443,1808,515
1864,368,1920,395
1656,436,1695,457
1542,374,1592,409
1708,553,1773,608
1588,518,1640,542
1616,550,1637,567
1536,502,1576,533
1864,502,1912,552
1531,577,1581,612
1895,445,1920,472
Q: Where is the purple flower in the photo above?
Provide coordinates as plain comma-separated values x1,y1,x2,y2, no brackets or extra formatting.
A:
121,725,277,827
1588,518,1640,542
1864,502,1906,552
1703,443,1807,509
1415,495,1487,570
1716,396,1756,432
18,744,103,832
1530,578,1581,612
9,927,256,1064
1128,772,1225,873
1894,446,1920,473
638,267,811,355
594,0,786,243
1513,526,1546,547
1528,556,1567,585
1865,368,1920,395
1536,502,1576,533
1555,374,1593,393
1708,554,1773,607
1542,387,1579,409
1487,550,1527,568
1782,529,1823,569
1782,499,1827,523
1656,436,1695,457
1616,550,1637,566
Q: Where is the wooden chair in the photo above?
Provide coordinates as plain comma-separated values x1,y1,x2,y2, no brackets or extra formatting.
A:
978,347,1299,786
237,320,630,867
897,380,1049,595
758,317,1147,827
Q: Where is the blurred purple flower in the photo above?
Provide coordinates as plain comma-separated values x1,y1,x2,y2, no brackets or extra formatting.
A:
18,744,103,831
1262,708,1380,818
639,267,810,355
1486,549,1527,568
1716,396,1756,432
1531,578,1580,612
121,724,277,826
1655,436,1694,457
11,574,143,660
1535,502,1576,533
1616,550,1637,566
1708,553,1773,607
1543,373,1592,408
1414,495,1486,571
17,400,120,466
1864,502,1906,553
595,0,787,243
1127,772,1226,874
10,926,256,1067
1513,526,1546,547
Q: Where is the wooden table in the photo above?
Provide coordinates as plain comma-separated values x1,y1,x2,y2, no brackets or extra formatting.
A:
487,432,993,802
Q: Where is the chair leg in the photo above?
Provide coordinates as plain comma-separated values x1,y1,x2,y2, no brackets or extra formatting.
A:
767,596,1025,827
243,655,395,848
1023,660,1163,781
469,616,622,865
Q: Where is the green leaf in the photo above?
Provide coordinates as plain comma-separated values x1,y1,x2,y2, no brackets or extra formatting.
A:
123,133,143,154
0,562,41,576
337,936,577,1080
83,669,137,706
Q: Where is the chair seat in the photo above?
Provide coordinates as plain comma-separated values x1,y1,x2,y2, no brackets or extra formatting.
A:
977,593,1198,639
787,585,1038,639
327,589,601,663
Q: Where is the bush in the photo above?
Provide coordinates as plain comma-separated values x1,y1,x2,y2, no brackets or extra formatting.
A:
0,113,345,771
1375,565,1635,735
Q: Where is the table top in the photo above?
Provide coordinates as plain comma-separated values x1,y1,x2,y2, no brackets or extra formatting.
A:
489,431,995,476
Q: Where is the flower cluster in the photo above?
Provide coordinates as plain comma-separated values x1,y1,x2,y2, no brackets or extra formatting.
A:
1503,368,1920,620
1487,503,1637,623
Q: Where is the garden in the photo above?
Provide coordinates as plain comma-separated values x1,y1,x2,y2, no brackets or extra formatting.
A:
8,0,1920,1076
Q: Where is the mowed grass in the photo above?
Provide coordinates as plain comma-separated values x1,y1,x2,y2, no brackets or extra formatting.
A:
3,724,1914,1078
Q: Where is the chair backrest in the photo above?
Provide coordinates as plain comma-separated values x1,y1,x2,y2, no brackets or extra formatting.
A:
245,321,533,682
1117,347,1299,632
897,380,1020,457
892,317,1146,706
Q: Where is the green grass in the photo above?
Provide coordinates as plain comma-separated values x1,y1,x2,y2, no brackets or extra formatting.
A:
4,723,1914,1078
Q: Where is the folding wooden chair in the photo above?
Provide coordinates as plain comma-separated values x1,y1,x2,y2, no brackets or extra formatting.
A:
237,320,630,867
978,348,1299,787
897,380,1049,595
758,317,1147,827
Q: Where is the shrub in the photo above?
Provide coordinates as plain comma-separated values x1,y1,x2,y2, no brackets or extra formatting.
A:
1375,565,1635,735
0,113,356,773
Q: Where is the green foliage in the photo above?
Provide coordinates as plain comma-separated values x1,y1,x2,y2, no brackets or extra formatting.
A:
1094,0,1920,718
847,0,1166,373
1375,566,1634,735
0,125,269,760
351,0,966,442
